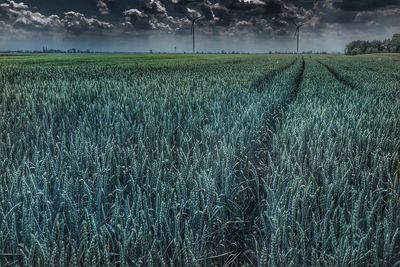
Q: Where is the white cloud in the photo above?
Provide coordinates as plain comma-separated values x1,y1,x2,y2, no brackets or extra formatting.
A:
63,11,113,31
97,0,110,15
0,0,62,30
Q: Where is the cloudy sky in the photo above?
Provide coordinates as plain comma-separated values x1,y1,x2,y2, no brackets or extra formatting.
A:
0,0,399,52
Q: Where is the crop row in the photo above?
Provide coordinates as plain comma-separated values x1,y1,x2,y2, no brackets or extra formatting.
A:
257,58,400,266
0,56,300,266
1,55,398,266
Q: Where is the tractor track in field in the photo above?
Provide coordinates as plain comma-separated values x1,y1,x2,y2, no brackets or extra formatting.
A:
262,57,305,157
255,56,305,174
259,55,305,244
254,57,305,262
316,59,357,90
288,57,305,104
253,56,299,92
255,57,305,181
216,57,305,266
250,57,306,177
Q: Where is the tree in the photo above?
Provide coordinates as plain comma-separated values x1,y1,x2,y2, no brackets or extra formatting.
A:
389,34,400,53
368,40,382,53
345,34,400,55
345,40,369,55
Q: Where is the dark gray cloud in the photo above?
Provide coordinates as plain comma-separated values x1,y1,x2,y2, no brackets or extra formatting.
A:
143,0,167,14
332,0,400,11
1,0,399,34
0,0,399,51
97,0,113,15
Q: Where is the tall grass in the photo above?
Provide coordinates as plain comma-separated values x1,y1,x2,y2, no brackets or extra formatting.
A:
258,58,400,266
0,55,399,266
0,56,298,266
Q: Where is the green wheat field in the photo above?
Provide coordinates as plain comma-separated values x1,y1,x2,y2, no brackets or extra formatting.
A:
0,54,399,266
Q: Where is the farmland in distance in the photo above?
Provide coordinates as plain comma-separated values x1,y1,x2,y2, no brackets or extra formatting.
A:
0,54,399,266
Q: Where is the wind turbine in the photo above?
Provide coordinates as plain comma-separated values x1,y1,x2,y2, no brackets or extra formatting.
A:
293,23,304,54
185,13,202,54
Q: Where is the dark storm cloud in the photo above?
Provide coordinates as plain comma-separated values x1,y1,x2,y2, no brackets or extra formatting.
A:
332,0,400,11
143,0,167,14
0,0,307,36
221,0,266,10
97,0,113,15
354,8,400,27
311,1,357,24
0,0,399,44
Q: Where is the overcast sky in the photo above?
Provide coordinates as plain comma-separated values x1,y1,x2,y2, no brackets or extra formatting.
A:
0,0,399,52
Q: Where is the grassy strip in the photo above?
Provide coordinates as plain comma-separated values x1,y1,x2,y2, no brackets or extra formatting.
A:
211,58,305,265
252,56,298,92
257,58,400,266
315,59,356,90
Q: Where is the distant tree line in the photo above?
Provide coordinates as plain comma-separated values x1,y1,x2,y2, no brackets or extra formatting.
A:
345,33,400,55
